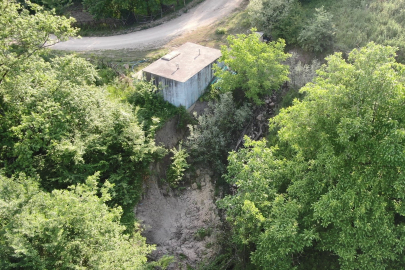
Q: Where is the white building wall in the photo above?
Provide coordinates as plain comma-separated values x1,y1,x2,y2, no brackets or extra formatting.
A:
144,62,215,109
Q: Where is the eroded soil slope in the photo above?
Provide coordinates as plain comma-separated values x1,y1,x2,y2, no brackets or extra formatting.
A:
135,113,223,269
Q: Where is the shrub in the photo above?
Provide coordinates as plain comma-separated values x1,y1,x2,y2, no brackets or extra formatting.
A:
186,93,252,175
216,27,227,35
298,6,336,52
248,0,304,44
195,227,212,241
287,52,321,90
166,143,190,188
124,80,179,132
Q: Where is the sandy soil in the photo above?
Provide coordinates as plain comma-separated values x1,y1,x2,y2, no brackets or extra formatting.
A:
136,114,223,269
136,168,222,269
52,0,244,51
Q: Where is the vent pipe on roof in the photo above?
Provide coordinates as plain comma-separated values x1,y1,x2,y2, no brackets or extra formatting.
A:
176,63,179,70
199,49,200,55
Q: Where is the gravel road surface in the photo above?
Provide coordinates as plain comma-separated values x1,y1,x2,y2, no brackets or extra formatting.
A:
52,0,243,51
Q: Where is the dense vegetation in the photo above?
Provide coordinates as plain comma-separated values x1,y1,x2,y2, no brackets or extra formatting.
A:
248,0,405,59
27,0,193,19
0,1,179,268
213,30,290,104
199,1,405,269
219,43,405,269
0,173,153,269
4,0,405,269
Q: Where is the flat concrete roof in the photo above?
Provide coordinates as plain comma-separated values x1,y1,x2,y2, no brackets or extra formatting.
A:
143,42,221,83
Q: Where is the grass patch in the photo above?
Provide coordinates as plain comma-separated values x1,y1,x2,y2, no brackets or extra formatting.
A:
167,1,250,49
295,0,405,61
215,27,227,35
195,227,212,241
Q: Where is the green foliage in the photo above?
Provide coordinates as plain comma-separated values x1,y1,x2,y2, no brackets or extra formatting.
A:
195,227,212,241
220,43,405,269
298,6,336,52
0,2,164,268
214,30,290,105
166,143,190,188
216,27,227,35
82,0,164,19
248,0,304,44
294,0,405,61
30,0,74,14
0,0,77,84
186,93,252,175
145,255,175,270
82,0,130,19
287,52,321,90
124,80,181,132
248,0,295,34
0,1,163,222
1,55,160,210
0,173,154,269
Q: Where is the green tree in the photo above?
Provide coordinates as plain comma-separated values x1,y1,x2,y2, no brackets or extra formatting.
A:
220,43,405,269
247,0,304,44
0,0,163,217
166,142,189,188
298,6,336,52
213,30,290,104
0,0,77,84
28,0,74,14
0,173,154,269
82,0,161,19
186,93,252,175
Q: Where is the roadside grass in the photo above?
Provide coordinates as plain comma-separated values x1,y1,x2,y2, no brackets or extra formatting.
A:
297,0,405,60
50,48,169,75
166,0,250,49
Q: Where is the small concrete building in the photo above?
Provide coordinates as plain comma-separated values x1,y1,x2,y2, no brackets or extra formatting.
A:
143,42,221,109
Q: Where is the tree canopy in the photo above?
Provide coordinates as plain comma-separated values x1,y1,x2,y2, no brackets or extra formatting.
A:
1,0,162,212
247,0,304,44
0,173,154,269
213,30,290,104
0,2,161,267
220,42,405,269
81,0,165,19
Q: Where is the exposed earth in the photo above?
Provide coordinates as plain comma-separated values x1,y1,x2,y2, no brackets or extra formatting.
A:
136,115,223,269
52,0,244,51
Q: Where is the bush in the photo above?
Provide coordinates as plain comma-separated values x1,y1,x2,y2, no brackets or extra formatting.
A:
287,52,321,90
298,6,336,52
186,93,252,175
166,143,190,188
216,27,227,35
248,0,304,44
195,227,212,241
124,80,180,132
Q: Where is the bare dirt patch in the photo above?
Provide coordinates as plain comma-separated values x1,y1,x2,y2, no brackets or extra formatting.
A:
136,168,222,269
136,107,223,269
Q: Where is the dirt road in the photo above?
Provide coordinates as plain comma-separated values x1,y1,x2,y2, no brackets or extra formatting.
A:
52,0,244,51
